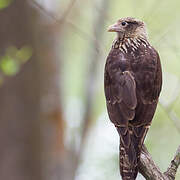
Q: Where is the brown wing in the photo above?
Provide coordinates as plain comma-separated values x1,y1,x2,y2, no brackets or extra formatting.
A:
153,53,162,99
104,53,139,178
104,53,137,148
131,47,162,127
134,47,162,105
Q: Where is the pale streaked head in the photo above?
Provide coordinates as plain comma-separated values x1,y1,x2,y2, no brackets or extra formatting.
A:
108,17,148,40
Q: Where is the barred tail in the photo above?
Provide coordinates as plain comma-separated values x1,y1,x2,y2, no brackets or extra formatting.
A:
119,139,140,180
118,125,149,180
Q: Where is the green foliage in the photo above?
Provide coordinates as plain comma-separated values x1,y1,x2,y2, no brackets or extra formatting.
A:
16,46,33,63
0,55,19,76
0,0,13,9
0,45,33,76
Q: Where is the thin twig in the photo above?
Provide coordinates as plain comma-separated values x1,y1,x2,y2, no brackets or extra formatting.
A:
30,0,76,24
165,145,180,180
29,0,104,52
159,102,180,133
60,0,77,22
29,0,59,22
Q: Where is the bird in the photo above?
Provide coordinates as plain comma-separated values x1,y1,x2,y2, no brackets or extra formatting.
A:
104,17,162,180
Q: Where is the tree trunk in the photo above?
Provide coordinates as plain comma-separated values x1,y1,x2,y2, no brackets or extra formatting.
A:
0,0,65,179
0,1,41,180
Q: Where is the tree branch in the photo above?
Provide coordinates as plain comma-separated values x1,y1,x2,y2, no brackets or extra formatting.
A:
165,145,180,180
29,0,104,53
139,144,180,180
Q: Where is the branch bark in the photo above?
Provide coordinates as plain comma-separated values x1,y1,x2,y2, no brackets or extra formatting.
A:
139,145,180,180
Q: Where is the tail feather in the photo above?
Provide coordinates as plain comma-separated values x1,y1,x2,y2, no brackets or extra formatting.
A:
117,125,149,180
119,139,139,180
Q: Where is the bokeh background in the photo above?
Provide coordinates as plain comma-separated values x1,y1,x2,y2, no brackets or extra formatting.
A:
0,0,180,180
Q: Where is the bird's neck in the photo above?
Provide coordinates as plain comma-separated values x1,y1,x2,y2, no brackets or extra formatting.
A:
112,36,149,53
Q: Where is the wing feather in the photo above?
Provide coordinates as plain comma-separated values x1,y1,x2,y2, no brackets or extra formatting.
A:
105,67,137,148
122,71,137,109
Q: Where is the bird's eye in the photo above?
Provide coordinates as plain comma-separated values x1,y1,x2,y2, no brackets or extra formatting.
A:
121,22,127,26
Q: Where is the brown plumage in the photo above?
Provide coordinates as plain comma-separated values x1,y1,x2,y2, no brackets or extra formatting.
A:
104,17,162,180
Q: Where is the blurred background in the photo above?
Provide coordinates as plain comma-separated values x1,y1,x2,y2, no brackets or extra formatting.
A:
0,0,180,179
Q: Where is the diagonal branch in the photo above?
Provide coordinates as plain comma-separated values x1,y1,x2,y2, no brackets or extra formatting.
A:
139,144,180,180
159,102,180,133
30,0,76,24
165,145,180,180
29,0,104,52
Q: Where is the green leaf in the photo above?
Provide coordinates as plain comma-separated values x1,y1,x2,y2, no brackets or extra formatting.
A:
0,55,19,76
0,0,13,9
16,46,33,63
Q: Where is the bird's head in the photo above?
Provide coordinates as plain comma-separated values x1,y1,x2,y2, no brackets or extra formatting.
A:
108,17,148,40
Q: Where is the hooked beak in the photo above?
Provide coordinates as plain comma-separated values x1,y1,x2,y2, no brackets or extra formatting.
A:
108,23,120,32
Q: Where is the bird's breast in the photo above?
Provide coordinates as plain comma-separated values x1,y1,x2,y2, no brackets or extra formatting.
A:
117,52,131,72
